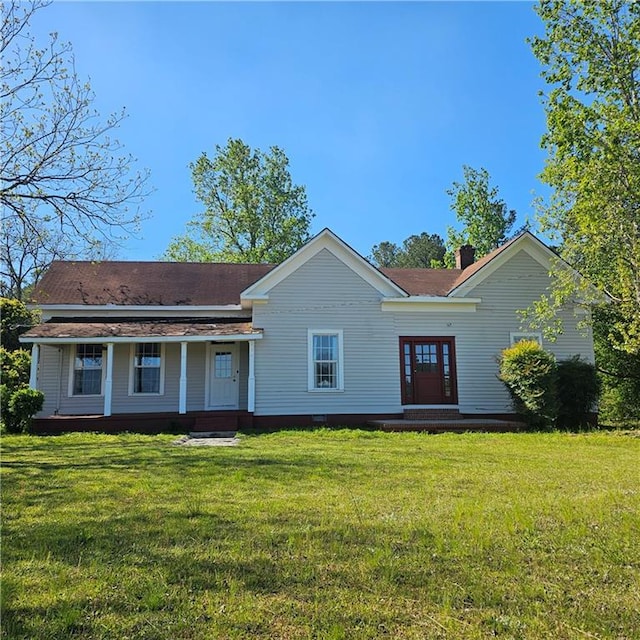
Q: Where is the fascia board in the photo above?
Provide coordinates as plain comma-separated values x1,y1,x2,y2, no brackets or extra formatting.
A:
241,228,407,300
19,334,263,345
28,304,244,313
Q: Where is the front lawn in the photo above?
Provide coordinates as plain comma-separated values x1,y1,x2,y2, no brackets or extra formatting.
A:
1,430,639,639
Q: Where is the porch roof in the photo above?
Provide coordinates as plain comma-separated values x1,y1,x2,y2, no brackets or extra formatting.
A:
20,320,262,344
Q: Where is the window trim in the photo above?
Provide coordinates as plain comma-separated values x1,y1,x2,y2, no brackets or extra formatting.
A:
68,343,105,397
307,330,344,392
510,332,543,346
128,342,166,396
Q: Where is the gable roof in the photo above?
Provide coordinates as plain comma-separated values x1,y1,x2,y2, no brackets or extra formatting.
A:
30,261,275,306
446,231,560,296
240,228,408,301
29,231,569,309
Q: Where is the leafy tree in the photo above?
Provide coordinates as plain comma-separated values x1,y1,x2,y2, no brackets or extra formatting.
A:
443,166,517,267
163,138,313,263
592,306,640,422
0,215,114,300
529,0,640,356
1,0,149,294
370,233,445,268
1,297,36,351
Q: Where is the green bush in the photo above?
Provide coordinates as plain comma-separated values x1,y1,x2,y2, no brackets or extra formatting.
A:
499,340,558,429
0,347,31,388
0,345,43,433
6,387,44,433
556,357,601,430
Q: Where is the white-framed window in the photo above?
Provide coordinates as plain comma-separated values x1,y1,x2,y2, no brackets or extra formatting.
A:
308,330,344,392
510,332,543,346
70,344,104,396
129,343,165,395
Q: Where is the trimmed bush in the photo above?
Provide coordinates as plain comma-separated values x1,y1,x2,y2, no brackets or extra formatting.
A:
556,356,601,430
6,387,44,433
499,340,558,429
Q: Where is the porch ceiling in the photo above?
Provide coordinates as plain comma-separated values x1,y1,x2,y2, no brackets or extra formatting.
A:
20,320,262,343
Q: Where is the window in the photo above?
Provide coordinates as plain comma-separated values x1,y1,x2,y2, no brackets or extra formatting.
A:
130,343,164,394
308,330,344,391
510,332,543,346
72,344,103,395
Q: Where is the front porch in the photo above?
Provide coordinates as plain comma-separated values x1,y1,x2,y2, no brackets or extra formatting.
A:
21,319,263,420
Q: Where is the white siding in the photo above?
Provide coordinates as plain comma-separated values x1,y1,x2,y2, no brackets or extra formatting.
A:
449,250,594,413
252,247,595,417
253,248,399,416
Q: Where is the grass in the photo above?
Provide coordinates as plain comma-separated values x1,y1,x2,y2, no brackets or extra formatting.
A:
1,429,639,639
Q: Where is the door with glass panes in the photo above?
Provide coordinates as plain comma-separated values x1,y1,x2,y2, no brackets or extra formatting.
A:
208,344,240,409
400,338,457,404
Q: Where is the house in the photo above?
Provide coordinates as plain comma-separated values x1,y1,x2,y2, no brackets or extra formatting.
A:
21,229,595,433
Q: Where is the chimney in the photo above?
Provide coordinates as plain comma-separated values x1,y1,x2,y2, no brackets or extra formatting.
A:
455,245,475,270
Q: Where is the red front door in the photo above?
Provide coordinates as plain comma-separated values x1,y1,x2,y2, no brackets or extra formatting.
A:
400,337,457,404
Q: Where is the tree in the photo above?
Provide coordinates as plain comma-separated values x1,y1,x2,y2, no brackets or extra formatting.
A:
529,0,640,356
1,0,149,293
1,297,36,351
0,215,117,300
370,233,445,268
163,138,313,263
443,166,517,267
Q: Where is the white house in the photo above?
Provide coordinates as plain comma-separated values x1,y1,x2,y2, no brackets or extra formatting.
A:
21,229,595,433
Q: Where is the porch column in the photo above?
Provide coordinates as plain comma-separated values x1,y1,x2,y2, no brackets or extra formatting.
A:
29,343,40,389
104,342,114,417
248,340,255,412
179,341,187,414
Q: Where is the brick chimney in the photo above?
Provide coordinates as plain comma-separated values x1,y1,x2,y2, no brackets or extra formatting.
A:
455,245,475,270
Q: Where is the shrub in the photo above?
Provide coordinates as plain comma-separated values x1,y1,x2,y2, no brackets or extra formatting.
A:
556,357,601,430
0,347,31,389
0,345,43,433
6,387,44,433
499,340,558,429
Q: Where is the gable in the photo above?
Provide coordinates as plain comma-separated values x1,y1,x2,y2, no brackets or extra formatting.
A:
447,232,563,297
241,228,407,304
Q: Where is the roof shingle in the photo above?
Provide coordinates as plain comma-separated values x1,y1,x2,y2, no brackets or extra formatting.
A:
30,261,276,306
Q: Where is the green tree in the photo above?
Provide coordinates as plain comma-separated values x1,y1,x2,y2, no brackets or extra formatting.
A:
443,166,517,267
529,0,640,356
1,297,36,351
1,1,149,296
370,233,445,268
163,138,314,263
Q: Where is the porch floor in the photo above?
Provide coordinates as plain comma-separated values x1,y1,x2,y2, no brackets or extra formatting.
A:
367,418,525,433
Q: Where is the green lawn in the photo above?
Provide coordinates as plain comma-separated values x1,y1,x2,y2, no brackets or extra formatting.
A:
2,430,639,639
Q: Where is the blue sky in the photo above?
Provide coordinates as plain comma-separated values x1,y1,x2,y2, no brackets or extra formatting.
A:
30,1,549,261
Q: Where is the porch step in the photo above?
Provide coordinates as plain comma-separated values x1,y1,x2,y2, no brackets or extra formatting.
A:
403,408,462,421
192,414,238,433
368,418,525,433
369,420,524,433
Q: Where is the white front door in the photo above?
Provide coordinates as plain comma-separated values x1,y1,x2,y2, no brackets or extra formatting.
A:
208,344,240,409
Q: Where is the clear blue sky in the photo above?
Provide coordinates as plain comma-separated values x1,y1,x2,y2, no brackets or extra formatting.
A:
30,1,549,261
